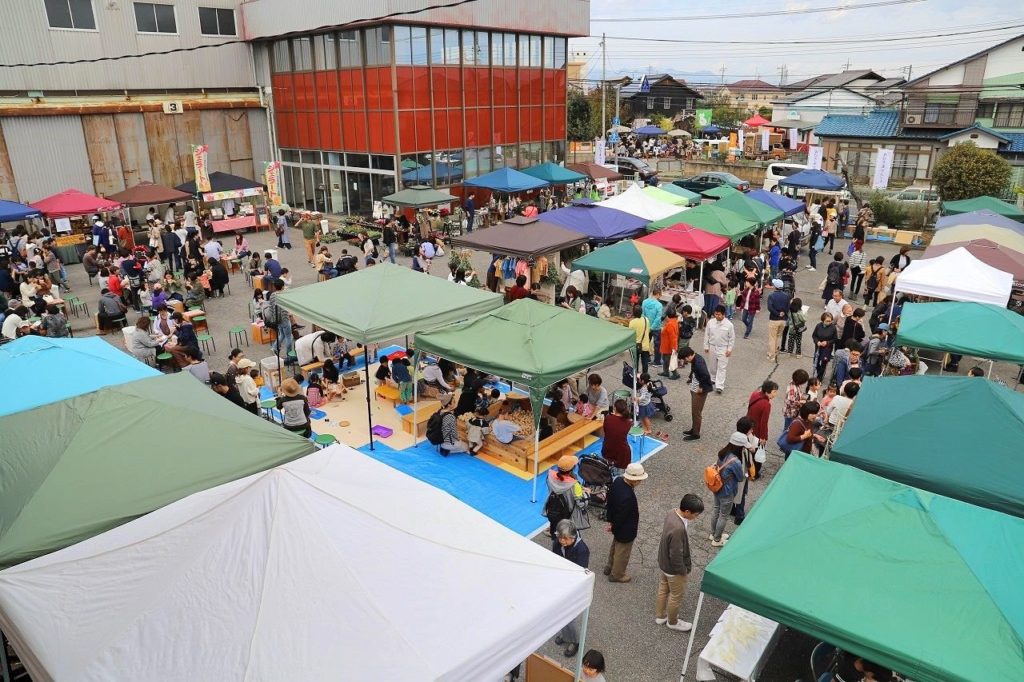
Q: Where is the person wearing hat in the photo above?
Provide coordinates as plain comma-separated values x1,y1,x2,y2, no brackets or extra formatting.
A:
765,278,791,363
544,454,581,540
604,462,647,583
863,323,890,377
235,358,260,414
210,371,247,409
300,212,321,266
437,393,470,455
709,427,751,548
277,378,311,437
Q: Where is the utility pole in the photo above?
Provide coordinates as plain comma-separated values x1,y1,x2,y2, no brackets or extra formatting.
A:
842,58,852,71
720,66,726,84
601,33,607,137
777,64,788,87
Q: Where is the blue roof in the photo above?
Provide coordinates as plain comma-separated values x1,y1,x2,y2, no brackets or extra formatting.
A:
541,204,649,242
0,337,159,417
997,132,1024,153
814,110,900,138
779,169,846,191
0,199,41,223
938,124,1011,143
746,189,805,217
464,167,549,193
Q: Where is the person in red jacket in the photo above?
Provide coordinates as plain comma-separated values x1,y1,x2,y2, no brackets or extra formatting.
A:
737,278,761,339
659,308,681,379
601,399,633,476
745,380,778,478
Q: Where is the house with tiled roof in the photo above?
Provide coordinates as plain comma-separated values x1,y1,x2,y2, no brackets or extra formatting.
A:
619,74,703,124
715,79,783,114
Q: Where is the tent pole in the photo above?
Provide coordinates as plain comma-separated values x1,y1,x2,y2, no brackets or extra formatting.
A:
988,359,994,379
573,606,591,682
679,591,705,681
364,346,374,450
411,350,422,447
531,425,541,503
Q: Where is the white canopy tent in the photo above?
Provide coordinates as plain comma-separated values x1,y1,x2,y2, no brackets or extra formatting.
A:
0,446,594,682
598,183,685,222
895,246,1013,307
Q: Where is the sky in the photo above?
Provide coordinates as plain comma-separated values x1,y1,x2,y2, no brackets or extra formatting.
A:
571,0,1024,87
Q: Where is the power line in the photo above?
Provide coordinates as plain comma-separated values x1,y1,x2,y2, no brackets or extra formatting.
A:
591,0,925,22
0,0,485,69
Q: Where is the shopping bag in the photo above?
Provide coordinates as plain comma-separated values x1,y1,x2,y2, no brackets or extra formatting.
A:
668,350,679,372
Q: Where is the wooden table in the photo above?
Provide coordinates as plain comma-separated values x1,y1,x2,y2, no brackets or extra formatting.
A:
401,401,441,437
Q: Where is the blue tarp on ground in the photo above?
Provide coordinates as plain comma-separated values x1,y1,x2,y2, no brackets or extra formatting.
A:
778,169,845,191
0,337,159,417
464,167,550,193
746,189,805,217
541,204,650,242
0,199,41,223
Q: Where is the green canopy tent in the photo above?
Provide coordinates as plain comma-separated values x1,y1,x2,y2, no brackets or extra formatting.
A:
714,192,785,230
520,162,587,185
648,203,759,242
941,195,1024,222
894,302,1024,371
381,185,458,209
700,185,742,200
642,185,694,207
657,183,702,204
414,299,636,501
275,264,504,448
685,454,1024,682
830,376,1024,518
0,373,314,569
572,239,687,313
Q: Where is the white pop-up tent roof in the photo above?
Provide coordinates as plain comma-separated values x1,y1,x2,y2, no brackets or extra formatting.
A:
0,446,593,682
598,183,686,222
896,246,1013,307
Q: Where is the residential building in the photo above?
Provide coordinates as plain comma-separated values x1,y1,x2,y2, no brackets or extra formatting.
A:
619,74,703,125
0,1,588,214
716,79,783,115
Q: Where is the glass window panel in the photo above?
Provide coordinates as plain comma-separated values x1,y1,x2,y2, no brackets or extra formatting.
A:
44,0,74,29
491,33,504,66
462,31,475,66
327,169,347,214
134,3,157,32
504,33,516,66
555,38,566,69
339,30,361,67
430,28,444,65
372,155,395,171
444,28,460,64
411,27,428,65
69,0,96,28
280,149,300,163
323,33,337,69
300,151,321,165
347,153,370,169
326,152,343,166
518,35,529,67
294,37,313,71
493,145,507,168
477,31,489,66
530,36,541,68
272,40,291,73
198,7,218,35
216,8,235,35
543,36,555,68
153,4,176,32
394,26,412,65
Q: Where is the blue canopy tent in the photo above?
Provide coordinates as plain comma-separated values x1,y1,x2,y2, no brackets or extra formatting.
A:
520,162,587,185
779,169,845,191
541,204,650,242
746,189,805,217
464,167,549,193
401,162,464,185
634,125,666,136
0,199,41,223
702,125,721,136
0,337,159,417
935,210,1024,237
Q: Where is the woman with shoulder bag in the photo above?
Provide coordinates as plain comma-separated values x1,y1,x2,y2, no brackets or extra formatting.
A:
785,297,806,358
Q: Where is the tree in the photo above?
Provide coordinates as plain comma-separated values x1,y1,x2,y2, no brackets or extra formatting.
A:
932,142,1012,201
567,89,596,141
703,93,745,129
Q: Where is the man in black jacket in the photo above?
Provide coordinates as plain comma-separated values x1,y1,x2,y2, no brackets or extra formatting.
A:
604,463,648,583
680,346,713,441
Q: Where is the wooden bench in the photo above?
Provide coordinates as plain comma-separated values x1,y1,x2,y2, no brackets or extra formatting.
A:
375,384,400,405
301,360,324,375
402,401,441,437
457,416,604,473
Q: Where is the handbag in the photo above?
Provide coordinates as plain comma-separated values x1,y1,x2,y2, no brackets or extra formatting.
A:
754,446,767,463
668,350,679,372
813,235,825,251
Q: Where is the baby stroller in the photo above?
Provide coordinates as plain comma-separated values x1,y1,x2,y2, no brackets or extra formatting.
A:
621,362,673,422
577,454,614,520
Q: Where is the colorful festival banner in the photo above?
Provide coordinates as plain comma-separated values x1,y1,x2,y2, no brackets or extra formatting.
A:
192,144,211,193
264,161,283,205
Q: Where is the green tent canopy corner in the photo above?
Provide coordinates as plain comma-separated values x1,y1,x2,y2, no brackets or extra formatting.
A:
657,184,702,204
276,263,504,344
702,454,1024,682
520,162,587,185
895,301,1024,365
0,373,315,569
941,195,1024,222
572,239,686,285
414,299,636,499
700,185,742,200
830,375,1024,517
713,192,785,229
381,185,458,208
648,203,758,241
642,185,693,207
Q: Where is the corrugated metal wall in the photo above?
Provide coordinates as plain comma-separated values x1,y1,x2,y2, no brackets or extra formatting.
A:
0,108,265,201
1,116,94,202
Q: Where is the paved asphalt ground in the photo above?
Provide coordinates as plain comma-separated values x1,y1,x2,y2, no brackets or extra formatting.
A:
63,225,1020,682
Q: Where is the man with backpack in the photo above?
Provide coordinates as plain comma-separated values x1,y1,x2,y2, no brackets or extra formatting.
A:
823,252,848,302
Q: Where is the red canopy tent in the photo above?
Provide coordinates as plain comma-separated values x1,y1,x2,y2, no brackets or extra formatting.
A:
923,239,1024,285
29,189,122,218
106,181,192,207
743,114,772,127
637,224,731,260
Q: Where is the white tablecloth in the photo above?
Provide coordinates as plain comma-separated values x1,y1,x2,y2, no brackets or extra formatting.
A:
696,605,781,681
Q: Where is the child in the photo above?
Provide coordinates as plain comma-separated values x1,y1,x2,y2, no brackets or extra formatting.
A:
820,383,837,410
467,407,490,456
679,304,695,344
582,650,607,682
575,394,594,420
306,373,325,409
805,377,822,402
723,278,738,320
375,356,392,387
636,372,656,436
392,356,413,405
321,358,347,401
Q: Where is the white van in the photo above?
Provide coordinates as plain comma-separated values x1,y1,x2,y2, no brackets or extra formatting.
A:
763,162,808,192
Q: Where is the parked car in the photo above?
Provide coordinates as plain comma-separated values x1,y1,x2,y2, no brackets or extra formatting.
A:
763,162,808,192
674,172,749,193
610,156,659,185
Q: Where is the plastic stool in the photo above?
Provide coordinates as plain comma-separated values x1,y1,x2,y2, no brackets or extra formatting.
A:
156,352,178,373
260,398,278,422
192,315,209,333
314,433,338,449
197,332,216,354
628,424,647,459
228,325,249,348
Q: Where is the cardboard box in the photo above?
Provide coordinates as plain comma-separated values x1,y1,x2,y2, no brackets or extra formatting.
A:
342,372,361,388
252,323,276,344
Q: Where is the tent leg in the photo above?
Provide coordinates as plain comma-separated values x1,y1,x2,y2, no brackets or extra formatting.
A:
364,347,374,450
988,360,994,379
531,426,541,503
412,360,420,447
679,591,705,681
573,607,591,682
698,261,704,295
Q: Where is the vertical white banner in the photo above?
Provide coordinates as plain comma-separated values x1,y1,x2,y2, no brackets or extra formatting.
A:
872,148,895,189
807,145,824,170
594,139,606,166
760,130,770,151
789,127,798,149
738,129,745,150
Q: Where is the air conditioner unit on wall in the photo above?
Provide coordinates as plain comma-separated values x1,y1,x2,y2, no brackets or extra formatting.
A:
904,113,920,125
